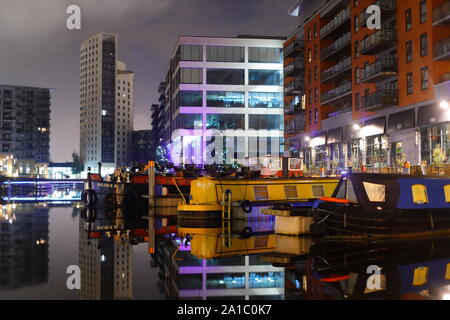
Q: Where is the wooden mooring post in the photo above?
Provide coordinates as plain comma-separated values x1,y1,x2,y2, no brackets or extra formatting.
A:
148,161,155,254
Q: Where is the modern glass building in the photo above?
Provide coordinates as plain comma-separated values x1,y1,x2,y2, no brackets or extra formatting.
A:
160,36,286,166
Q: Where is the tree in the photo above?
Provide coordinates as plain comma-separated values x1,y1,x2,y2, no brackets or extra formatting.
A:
72,151,84,174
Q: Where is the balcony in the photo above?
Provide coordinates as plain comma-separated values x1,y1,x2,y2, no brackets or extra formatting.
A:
360,0,396,27
360,59,397,83
434,36,450,61
284,80,305,96
285,119,305,134
362,89,398,110
360,28,396,55
284,40,305,58
433,0,450,26
321,57,352,83
320,32,351,61
320,6,351,39
321,81,352,105
284,100,302,114
284,58,305,77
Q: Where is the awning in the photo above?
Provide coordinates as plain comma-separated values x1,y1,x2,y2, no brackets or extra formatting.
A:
344,124,363,141
362,116,386,136
327,127,343,144
388,109,415,132
417,104,442,127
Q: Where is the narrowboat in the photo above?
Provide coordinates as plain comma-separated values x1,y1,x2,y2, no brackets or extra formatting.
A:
311,173,450,238
177,177,339,219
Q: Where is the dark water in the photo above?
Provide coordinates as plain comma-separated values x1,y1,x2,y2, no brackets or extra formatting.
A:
0,202,449,300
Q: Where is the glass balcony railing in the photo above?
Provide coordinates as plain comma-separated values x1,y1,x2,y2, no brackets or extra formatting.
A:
284,80,305,96
284,40,305,58
433,0,450,26
320,32,351,60
321,57,352,82
363,89,398,109
320,6,351,38
434,36,450,61
361,59,397,82
285,120,305,134
284,59,304,76
321,81,352,104
284,100,302,114
360,27,396,55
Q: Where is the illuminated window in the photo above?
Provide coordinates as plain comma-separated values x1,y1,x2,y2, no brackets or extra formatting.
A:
444,185,450,203
254,186,269,200
412,184,428,204
363,182,386,202
446,263,450,280
413,266,429,286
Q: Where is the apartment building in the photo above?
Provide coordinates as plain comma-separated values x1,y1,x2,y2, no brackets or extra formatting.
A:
284,0,450,172
80,33,134,173
161,36,286,166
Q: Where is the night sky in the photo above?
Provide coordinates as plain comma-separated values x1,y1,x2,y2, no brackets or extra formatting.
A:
0,0,297,162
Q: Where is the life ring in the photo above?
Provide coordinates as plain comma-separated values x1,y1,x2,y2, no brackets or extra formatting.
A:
241,200,252,213
83,189,97,206
240,227,253,239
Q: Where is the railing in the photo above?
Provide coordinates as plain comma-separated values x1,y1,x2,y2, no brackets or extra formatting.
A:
284,40,305,57
363,89,398,109
360,27,396,53
284,58,304,76
361,59,397,82
434,36,450,60
284,101,302,114
433,0,450,25
327,106,352,118
321,32,351,60
285,120,305,134
321,57,352,81
284,80,305,96
360,0,396,25
320,6,351,38
321,81,352,104
439,72,450,84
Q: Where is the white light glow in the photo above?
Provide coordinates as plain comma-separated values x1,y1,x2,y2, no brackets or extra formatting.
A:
353,124,361,131
443,293,450,300
304,136,311,142
440,100,449,110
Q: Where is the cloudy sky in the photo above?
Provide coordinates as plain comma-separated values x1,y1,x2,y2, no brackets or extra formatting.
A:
0,0,298,162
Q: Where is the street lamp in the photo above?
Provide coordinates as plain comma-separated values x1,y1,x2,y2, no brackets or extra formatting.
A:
440,100,449,110
304,136,311,142
353,123,361,131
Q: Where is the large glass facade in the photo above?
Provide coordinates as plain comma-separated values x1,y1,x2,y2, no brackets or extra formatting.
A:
249,272,284,289
180,45,203,61
248,70,282,86
174,91,202,108
248,47,283,63
248,114,282,130
347,138,363,168
206,114,245,130
207,46,245,62
179,68,203,84
314,145,327,169
420,123,450,165
206,273,245,289
206,91,244,108
206,69,244,85
366,135,388,167
248,92,283,108
329,143,344,169
174,113,202,130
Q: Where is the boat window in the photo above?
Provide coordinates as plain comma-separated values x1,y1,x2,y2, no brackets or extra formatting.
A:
412,266,429,286
347,180,357,203
363,182,386,202
335,179,346,199
444,185,450,203
412,184,429,204
284,185,298,199
253,186,269,200
445,263,450,280
312,184,325,198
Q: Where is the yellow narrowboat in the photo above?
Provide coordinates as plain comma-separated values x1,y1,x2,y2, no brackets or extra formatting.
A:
177,177,339,219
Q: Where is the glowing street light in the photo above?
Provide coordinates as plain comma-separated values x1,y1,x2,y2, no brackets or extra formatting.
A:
440,100,449,110
353,123,361,131
304,136,311,142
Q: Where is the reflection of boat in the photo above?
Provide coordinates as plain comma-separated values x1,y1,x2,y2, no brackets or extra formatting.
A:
294,238,450,300
312,173,450,238
178,177,338,219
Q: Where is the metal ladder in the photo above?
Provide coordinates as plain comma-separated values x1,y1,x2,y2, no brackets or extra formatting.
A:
221,191,232,248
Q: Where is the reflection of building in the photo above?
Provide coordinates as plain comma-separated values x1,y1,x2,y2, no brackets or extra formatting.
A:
154,237,285,300
80,33,134,173
0,204,49,290
284,0,450,172
160,36,286,165
131,130,152,164
79,216,133,300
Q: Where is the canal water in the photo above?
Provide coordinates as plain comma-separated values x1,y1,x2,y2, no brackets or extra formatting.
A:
0,202,449,300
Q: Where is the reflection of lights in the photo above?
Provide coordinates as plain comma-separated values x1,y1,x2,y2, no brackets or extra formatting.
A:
443,294,450,300
219,280,224,284
232,280,236,284
8,219,12,224
122,273,125,278
101,254,106,262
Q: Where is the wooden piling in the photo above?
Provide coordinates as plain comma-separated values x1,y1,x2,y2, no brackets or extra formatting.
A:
148,161,155,254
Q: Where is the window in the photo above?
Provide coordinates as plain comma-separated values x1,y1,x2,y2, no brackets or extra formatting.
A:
405,9,412,31
179,68,202,84
314,44,318,59
420,33,428,57
248,92,283,108
444,185,450,203
284,185,298,198
406,40,413,62
175,90,202,107
314,65,318,81
363,182,386,202
207,273,245,289
420,0,427,23
355,67,360,84
206,91,244,108
248,114,282,130
206,114,245,130
308,28,311,41
421,67,428,90
207,46,245,62
248,47,282,63
308,69,312,84
179,45,203,61
315,88,318,102
309,110,312,125
248,70,282,86
315,109,319,124
407,72,413,94
412,266,429,286
254,186,269,200
355,93,360,110
355,40,359,58
308,49,312,62
314,23,317,38
173,113,202,130
354,16,359,33
354,0,358,7
366,135,388,167
308,90,312,105
412,184,428,204
206,68,244,85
